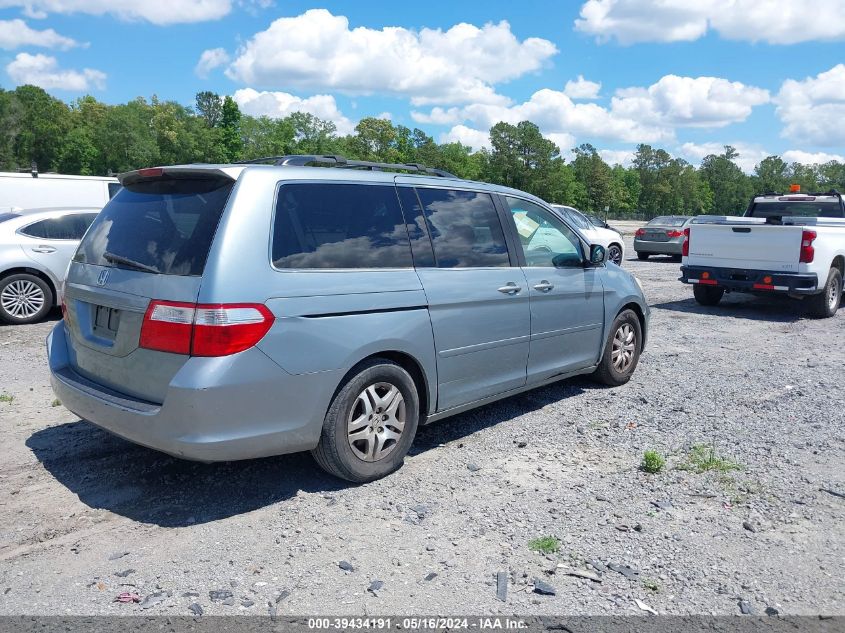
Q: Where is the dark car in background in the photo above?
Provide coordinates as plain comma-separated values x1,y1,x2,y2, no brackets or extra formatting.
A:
634,216,692,261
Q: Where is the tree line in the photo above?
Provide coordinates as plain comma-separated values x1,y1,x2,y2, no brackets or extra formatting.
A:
2,85,844,218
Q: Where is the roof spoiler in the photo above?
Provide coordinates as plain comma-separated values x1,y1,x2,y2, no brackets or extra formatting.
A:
118,166,238,187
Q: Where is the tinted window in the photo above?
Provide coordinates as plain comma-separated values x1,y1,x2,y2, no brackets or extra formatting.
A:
108,182,122,198
272,183,413,269
20,213,98,240
0,213,20,224
396,187,435,268
75,177,233,276
506,197,583,268
416,188,509,268
749,201,843,219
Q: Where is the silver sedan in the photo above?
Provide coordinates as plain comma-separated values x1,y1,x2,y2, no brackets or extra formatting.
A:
634,215,692,261
0,208,100,324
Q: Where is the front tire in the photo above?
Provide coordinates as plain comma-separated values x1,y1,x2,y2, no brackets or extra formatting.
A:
592,309,642,386
0,273,53,325
693,284,725,307
312,358,420,483
806,267,842,319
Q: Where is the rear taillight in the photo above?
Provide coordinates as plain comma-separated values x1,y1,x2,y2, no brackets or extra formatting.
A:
635,228,645,237
799,230,816,263
682,227,691,257
666,229,684,238
192,304,274,357
139,301,273,357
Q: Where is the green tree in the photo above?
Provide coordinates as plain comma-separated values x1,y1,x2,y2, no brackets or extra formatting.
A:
195,91,223,128
12,85,71,172
570,143,612,214
220,96,243,162
699,146,753,214
754,155,789,193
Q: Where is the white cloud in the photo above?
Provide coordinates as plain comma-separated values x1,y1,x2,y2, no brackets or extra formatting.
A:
195,48,230,79
0,19,80,50
575,0,845,45
546,132,577,154
678,141,770,174
599,149,635,166
440,125,491,152
6,52,105,90
232,88,355,135
0,0,232,25
781,150,845,165
775,64,845,147
611,75,769,128
414,73,768,150
223,9,556,106
563,75,601,100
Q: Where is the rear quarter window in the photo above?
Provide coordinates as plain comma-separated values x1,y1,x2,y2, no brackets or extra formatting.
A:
75,177,233,276
272,183,413,269
20,213,98,240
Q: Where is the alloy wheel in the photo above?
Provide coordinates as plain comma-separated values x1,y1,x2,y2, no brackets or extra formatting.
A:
611,323,636,373
1,280,45,320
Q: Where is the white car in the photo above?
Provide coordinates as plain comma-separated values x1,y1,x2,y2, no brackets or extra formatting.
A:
551,205,625,266
680,190,845,318
0,207,100,324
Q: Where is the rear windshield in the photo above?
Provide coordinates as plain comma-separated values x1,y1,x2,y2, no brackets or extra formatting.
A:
0,213,20,223
648,216,688,226
74,177,233,276
748,201,843,219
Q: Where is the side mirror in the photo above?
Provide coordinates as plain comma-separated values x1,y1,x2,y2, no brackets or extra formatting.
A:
588,244,607,266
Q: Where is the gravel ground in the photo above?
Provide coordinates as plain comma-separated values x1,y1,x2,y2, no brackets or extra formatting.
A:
0,237,843,617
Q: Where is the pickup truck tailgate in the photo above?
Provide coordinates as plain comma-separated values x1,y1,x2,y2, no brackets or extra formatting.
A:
687,223,802,272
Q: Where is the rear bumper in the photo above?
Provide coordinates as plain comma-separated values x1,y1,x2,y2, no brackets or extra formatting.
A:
47,322,339,462
680,265,819,295
634,238,683,254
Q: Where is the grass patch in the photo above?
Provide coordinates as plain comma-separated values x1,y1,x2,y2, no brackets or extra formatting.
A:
0,394,13,403
51,399,62,407
642,579,660,592
640,450,665,474
528,536,560,555
679,444,741,474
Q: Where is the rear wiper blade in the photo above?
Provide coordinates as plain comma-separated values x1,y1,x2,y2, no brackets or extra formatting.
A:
102,252,160,274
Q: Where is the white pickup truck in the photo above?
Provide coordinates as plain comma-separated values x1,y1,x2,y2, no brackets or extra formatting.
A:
680,191,845,318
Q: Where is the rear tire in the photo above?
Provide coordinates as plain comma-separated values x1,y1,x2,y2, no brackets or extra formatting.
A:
608,244,623,266
636,252,649,261
312,358,420,483
806,267,842,319
592,309,642,386
0,273,53,325
693,284,724,307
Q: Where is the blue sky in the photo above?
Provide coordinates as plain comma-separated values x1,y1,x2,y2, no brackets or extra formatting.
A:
1,0,844,171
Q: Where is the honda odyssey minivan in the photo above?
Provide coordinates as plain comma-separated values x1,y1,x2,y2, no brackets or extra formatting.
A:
47,155,649,482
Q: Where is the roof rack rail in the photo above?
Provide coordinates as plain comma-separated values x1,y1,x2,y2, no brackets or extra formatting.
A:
234,154,457,178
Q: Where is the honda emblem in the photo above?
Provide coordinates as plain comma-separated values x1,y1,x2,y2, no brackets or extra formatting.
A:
97,269,110,286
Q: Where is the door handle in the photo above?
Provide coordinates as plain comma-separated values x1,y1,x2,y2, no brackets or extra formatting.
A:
497,282,522,295
32,245,57,254
533,281,554,292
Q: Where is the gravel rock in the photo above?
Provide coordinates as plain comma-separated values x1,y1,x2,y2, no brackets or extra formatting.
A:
338,561,354,572
188,603,203,616
208,590,233,603
139,592,166,610
532,578,556,596
496,571,507,602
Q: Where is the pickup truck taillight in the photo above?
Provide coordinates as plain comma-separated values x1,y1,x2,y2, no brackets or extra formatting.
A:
140,300,274,357
799,230,817,263
682,227,691,257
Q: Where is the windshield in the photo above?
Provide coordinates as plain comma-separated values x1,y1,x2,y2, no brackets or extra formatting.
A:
648,216,688,227
748,200,843,219
74,177,233,276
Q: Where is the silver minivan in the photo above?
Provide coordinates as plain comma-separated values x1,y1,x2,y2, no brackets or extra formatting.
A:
47,156,649,482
